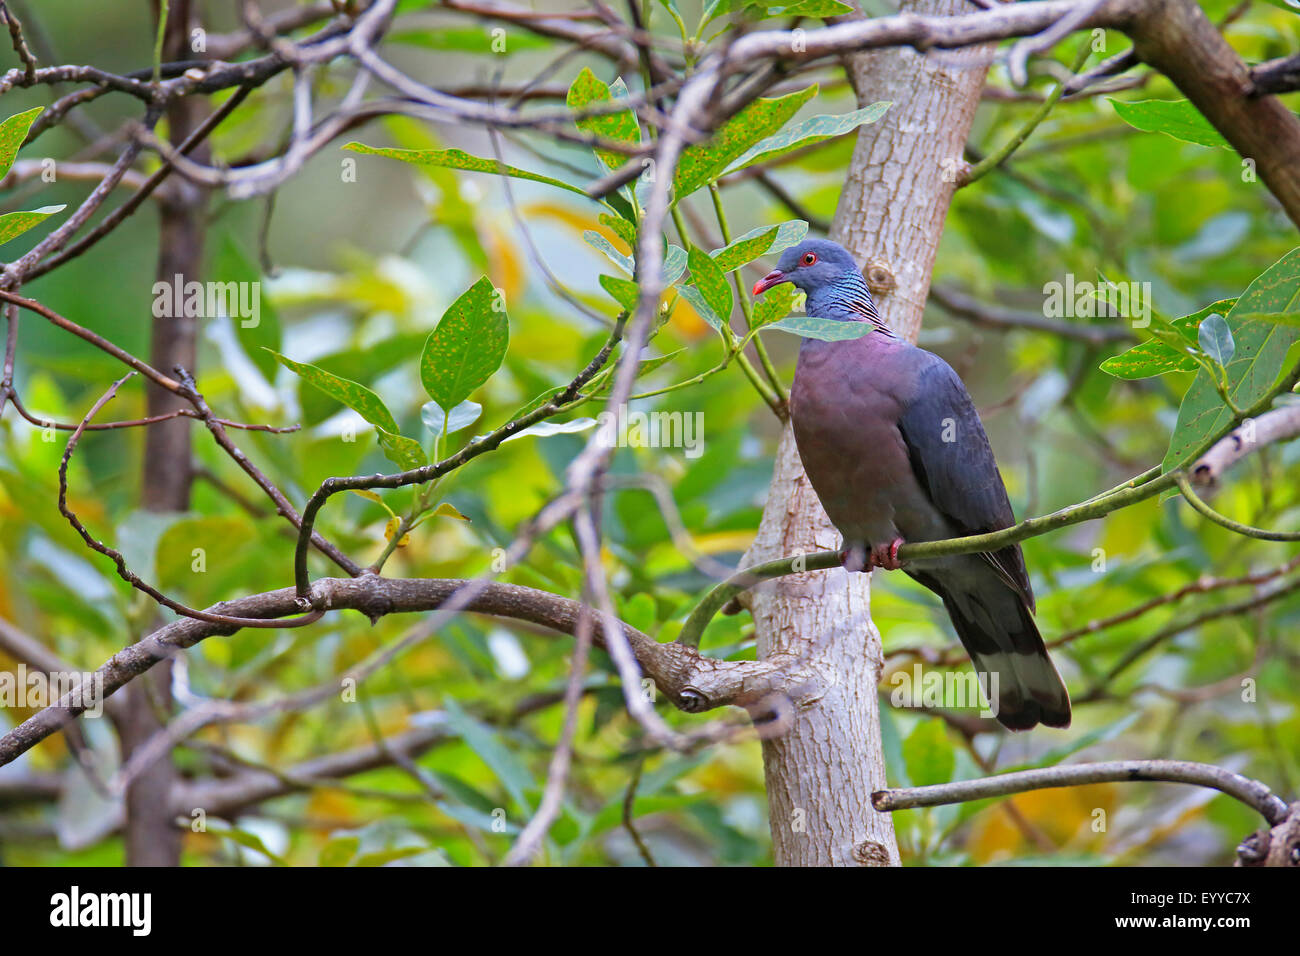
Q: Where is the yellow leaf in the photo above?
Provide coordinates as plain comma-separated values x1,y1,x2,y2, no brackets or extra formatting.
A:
484,224,525,305
518,201,600,236
384,516,411,547
432,502,471,522
692,531,758,554
350,488,396,518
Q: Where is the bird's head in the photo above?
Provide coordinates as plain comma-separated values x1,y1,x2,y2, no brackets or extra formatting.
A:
752,239,862,298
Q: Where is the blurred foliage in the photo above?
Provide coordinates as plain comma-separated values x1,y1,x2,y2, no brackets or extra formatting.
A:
0,0,1298,867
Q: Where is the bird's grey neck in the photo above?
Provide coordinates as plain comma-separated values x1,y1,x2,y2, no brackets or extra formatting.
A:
805,274,893,336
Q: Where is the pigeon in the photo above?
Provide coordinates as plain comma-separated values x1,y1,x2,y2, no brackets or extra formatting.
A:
753,238,1070,730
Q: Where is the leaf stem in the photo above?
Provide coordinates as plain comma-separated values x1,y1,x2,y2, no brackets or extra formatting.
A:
709,182,788,408
963,40,1090,187
1175,472,1300,541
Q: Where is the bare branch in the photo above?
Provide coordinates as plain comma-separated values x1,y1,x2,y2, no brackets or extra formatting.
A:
0,575,810,768
1189,404,1300,491
871,760,1289,825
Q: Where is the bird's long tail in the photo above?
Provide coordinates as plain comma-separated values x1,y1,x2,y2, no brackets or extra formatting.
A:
916,574,1071,731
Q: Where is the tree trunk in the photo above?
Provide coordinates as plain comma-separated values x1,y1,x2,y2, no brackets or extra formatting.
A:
121,0,207,867
747,0,990,866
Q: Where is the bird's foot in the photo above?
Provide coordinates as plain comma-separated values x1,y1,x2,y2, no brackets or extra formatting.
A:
839,544,869,574
869,538,905,572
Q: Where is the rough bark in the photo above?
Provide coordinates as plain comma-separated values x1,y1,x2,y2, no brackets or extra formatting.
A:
121,0,206,868
744,0,991,866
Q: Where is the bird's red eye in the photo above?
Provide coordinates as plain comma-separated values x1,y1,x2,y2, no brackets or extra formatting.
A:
801,252,817,266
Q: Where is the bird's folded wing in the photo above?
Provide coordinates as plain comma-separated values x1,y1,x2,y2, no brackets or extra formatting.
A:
896,356,1035,610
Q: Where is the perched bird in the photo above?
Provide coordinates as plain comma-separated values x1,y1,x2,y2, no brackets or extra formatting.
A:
753,239,1070,730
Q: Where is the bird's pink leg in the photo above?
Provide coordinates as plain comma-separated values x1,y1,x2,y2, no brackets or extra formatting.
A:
869,538,905,571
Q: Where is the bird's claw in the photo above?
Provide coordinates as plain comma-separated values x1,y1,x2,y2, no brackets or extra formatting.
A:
841,540,905,573
870,538,905,571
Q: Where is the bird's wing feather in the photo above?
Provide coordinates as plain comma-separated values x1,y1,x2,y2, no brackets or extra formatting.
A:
896,355,1034,609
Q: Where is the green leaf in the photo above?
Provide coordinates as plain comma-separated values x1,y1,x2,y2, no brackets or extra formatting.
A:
268,350,426,470
0,205,65,247
1229,249,1300,323
343,143,590,197
211,822,288,866
724,101,890,175
762,315,876,340
1099,298,1236,379
754,0,853,14
353,845,434,866
686,245,733,327
319,835,360,867
663,244,688,284
599,274,639,312
584,230,633,274
708,227,776,274
677,283,726,334
673,85,818,201
269,349,399,433
1198,312,1234,366
1163,249,1300,471
598,212,636,249
293,333,427,427
700,0,733,26
567,68,640,171
504,417,599,441
420,277,510,410
710,220,808,273
421,399,482,436
1109,98,1230,149
442,698,535,813
588,235,688,284
376,429,428,471
0,106,42,180
750,282,796,328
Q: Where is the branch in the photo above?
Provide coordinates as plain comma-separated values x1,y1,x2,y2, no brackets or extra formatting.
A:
0,290,360,576
961,40,1090,185
1176,473,1300,542
0,576,814,768
1249,52,1300,98
54,373,327,630
928,284,1136,345
1189,404,1300,491
291,313,628,596
0,1,36,84
680,350,1300,648
677,464,1174,648
871,760,1290,825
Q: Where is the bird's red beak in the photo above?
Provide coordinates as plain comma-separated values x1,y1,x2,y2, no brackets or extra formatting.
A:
752,270,788,296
